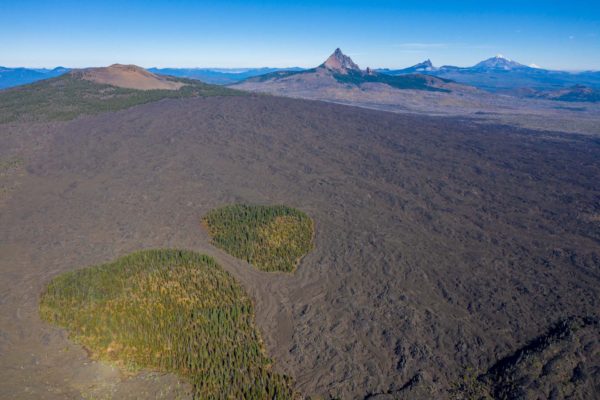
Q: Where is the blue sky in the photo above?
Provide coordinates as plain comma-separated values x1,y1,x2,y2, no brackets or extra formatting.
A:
1,1,599,70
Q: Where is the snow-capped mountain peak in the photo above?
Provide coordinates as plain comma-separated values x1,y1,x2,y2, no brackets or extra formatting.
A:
474,55,528,71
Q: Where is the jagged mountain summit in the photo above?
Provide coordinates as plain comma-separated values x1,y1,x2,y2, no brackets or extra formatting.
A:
411,59,436,72
377,59,437,75
321,48,361,73
234,48,455,93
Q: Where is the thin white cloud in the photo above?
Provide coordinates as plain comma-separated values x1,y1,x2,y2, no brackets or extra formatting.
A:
454,43,495,50
395,50,428,54
391,42,494,51
391,43,447,49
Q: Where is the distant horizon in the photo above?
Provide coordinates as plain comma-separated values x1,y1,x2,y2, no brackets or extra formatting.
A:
2,1,599,70
2,51,599,73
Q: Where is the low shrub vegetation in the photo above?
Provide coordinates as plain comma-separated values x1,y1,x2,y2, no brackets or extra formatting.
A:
333,70,450,92
40,249,294,399
0,75,242,123
203,204,314,272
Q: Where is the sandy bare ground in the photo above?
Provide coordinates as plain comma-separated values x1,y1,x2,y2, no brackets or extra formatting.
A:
73,64,185,90
0,95,599,399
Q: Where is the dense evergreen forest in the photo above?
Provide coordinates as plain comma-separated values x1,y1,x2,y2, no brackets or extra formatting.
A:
203,204,314,272
40,249,295,399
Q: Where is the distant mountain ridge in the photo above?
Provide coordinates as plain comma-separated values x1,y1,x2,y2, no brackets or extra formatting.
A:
3,53,600,100
230,50,600,132
0,66,69,89
236,48,455,93
379,56,600,93
148,67,305,85
0,66,304,89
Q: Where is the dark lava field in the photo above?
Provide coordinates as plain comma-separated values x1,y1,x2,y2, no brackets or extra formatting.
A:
1,95,599,399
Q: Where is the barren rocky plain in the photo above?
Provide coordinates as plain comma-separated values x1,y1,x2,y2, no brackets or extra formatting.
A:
234,75,600,137
1,92,599,399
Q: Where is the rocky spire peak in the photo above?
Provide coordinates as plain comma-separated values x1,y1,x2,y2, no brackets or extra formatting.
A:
322,48,361,73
